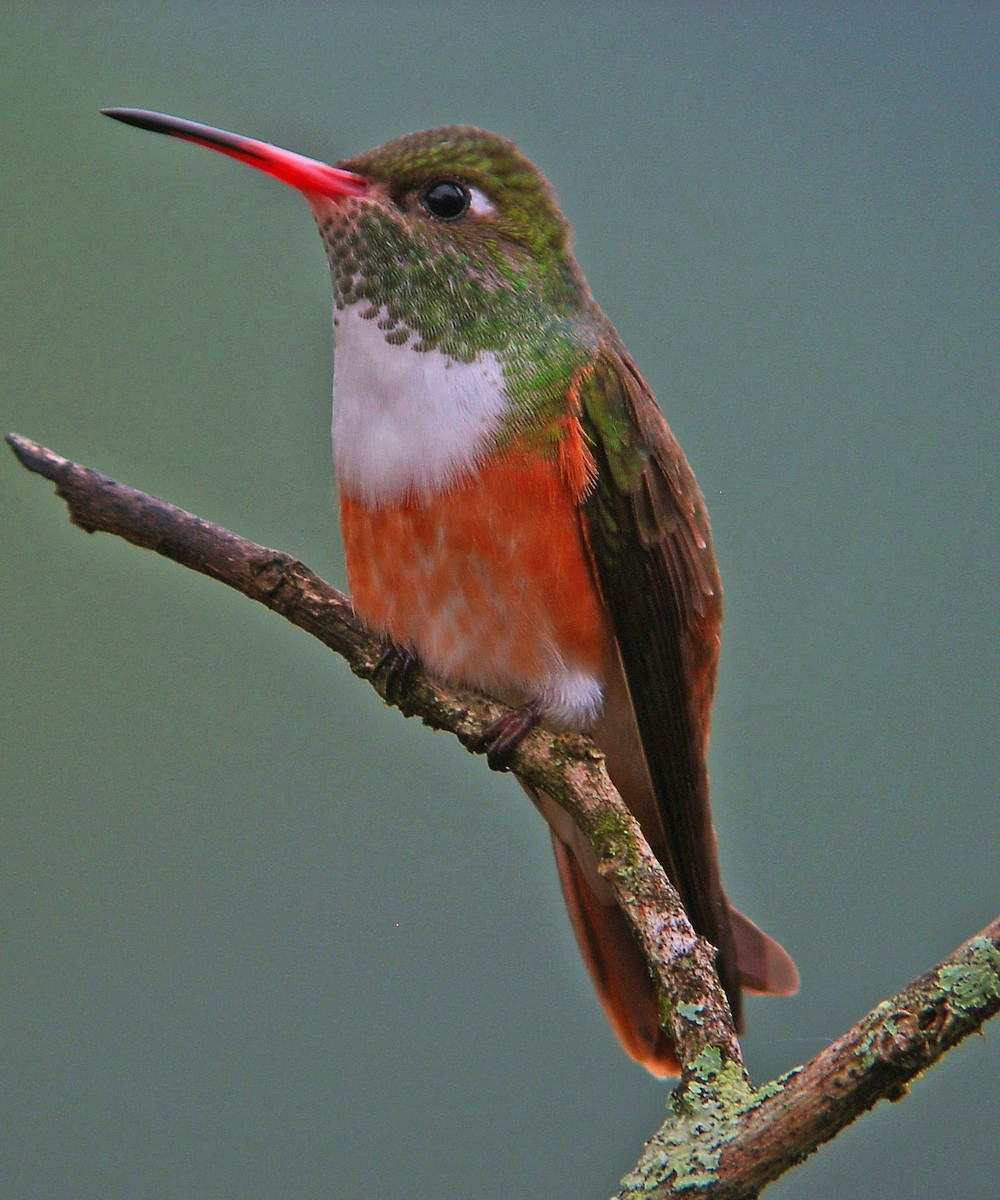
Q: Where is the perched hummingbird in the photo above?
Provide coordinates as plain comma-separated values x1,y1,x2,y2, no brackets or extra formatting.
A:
103,107,797,1075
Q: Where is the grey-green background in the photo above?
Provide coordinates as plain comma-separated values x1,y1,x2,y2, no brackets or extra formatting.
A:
4,5,997,1198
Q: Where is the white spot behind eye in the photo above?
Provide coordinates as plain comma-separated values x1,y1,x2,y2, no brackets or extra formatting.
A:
468,186,495,216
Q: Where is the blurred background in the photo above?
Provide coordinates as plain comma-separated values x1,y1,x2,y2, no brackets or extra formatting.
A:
3,5,997,1198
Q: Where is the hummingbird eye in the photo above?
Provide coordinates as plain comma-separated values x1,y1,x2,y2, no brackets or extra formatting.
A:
420,180,471,221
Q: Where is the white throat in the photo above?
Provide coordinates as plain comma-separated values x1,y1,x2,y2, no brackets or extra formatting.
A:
331,303,509,506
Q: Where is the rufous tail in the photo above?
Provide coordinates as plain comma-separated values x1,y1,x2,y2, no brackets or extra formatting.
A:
550,833,797,1077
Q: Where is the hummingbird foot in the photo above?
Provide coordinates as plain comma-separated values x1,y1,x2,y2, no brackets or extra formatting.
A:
476,699,543,771
373,639,419,704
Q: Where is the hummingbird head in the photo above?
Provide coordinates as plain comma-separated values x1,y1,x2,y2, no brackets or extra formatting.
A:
333,124,571,264
102,110,594,362
321,125,591,359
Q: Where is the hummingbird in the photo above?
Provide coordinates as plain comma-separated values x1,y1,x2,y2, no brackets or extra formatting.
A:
103,107,797,1075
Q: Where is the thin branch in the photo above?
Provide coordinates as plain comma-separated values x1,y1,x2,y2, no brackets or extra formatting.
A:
6,432,741,1080
10,432,999,1199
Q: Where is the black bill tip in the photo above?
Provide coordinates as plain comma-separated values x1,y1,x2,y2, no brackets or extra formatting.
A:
101,108,256,158
102,107,179,135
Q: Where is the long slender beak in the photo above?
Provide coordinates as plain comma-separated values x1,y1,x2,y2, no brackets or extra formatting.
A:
102,108,369,201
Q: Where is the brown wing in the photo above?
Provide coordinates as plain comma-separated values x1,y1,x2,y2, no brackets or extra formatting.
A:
575,348,741,1015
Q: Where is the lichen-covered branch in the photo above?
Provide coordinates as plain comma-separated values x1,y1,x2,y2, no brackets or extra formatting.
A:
6,432,742,1081
10,432,999,1199
618,917,1000,1199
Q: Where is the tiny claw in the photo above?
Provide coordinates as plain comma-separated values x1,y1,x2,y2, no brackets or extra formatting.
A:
374,640,418,703
476,700,542,771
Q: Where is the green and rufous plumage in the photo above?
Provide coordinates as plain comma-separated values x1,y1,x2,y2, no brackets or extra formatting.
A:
103,108,798,1074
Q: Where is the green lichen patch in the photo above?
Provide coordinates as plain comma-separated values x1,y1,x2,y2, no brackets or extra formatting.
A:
676,1001,705,1025
587,806,641,872
682,1047,755,1112
857,1000,910,1070
620,1050,761,1195
937,937,1000,1014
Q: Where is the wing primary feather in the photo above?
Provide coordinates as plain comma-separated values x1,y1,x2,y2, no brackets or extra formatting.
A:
577,350,741,1018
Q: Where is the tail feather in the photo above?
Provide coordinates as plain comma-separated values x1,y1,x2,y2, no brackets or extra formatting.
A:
730,906,799,995
551,831,797,1075
551,833,679,1077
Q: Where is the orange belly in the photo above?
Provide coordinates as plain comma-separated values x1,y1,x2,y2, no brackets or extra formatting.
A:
340,450,610,716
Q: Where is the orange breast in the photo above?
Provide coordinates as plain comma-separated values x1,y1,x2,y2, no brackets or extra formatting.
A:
340,449,610,708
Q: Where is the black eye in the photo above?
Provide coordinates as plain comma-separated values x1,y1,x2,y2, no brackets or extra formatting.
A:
421,180,470,221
